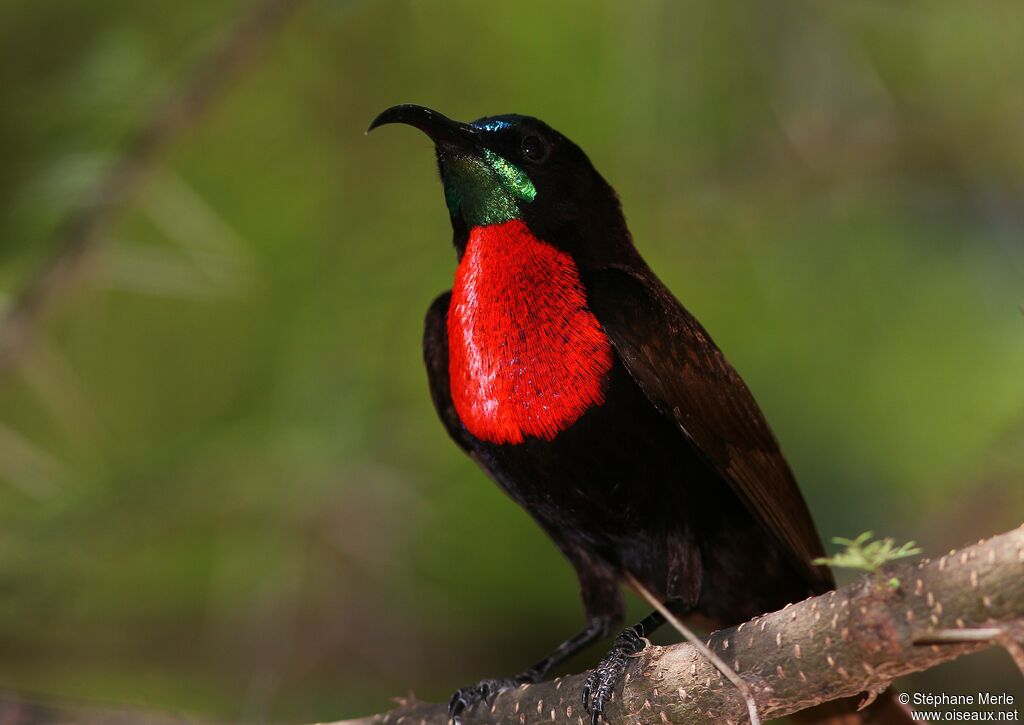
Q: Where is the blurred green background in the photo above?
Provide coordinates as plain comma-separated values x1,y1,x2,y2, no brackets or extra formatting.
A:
1,0,1023,721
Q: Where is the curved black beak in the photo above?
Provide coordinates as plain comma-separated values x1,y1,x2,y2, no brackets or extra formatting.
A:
367,104,481,151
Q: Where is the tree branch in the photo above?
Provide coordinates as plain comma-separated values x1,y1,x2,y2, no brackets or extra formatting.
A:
332,525,1024,725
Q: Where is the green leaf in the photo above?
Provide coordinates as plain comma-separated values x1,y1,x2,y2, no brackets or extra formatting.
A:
813,532,923,573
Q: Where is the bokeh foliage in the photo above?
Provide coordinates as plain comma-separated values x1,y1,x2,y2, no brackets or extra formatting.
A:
1,0,1023,720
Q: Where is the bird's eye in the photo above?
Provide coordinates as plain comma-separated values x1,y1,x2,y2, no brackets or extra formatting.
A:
521,135,547,162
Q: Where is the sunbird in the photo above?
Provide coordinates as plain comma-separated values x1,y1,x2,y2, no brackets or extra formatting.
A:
368,104,911,725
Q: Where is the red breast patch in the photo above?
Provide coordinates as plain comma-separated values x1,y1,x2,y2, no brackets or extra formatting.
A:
448,219,614,444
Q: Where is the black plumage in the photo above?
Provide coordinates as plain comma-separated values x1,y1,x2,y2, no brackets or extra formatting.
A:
369,104,911,725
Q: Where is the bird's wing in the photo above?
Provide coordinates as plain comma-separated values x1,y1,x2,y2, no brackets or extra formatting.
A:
423,291,473,453
586,266,833,590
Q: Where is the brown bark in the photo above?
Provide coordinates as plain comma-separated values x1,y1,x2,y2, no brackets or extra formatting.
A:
1,528,1019,724
331,526,1024,725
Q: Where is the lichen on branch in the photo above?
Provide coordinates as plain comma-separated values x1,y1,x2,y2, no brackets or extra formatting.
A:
331,526,1024,725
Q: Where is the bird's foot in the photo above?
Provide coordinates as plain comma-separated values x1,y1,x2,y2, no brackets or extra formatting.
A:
581,628,647,724
449,674,531,724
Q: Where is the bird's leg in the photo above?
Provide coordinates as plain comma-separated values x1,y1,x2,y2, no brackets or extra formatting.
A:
581,610,667,725
448,616,616,724
518,615,618,682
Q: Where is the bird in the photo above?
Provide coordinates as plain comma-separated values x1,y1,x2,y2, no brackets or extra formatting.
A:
367,104,913,725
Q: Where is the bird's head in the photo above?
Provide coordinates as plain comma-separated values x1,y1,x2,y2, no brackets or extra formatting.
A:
368,104,633,266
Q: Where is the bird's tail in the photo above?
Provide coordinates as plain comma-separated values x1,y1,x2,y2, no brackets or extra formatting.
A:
791,687,917,725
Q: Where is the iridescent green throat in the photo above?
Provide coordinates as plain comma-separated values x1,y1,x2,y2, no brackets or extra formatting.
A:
443,149,536,227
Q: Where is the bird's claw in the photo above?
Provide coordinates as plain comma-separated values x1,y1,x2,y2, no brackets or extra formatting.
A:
581,628,646,724
448,676,523,724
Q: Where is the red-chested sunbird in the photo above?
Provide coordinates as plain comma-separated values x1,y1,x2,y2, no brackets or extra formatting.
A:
368,104,912,725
